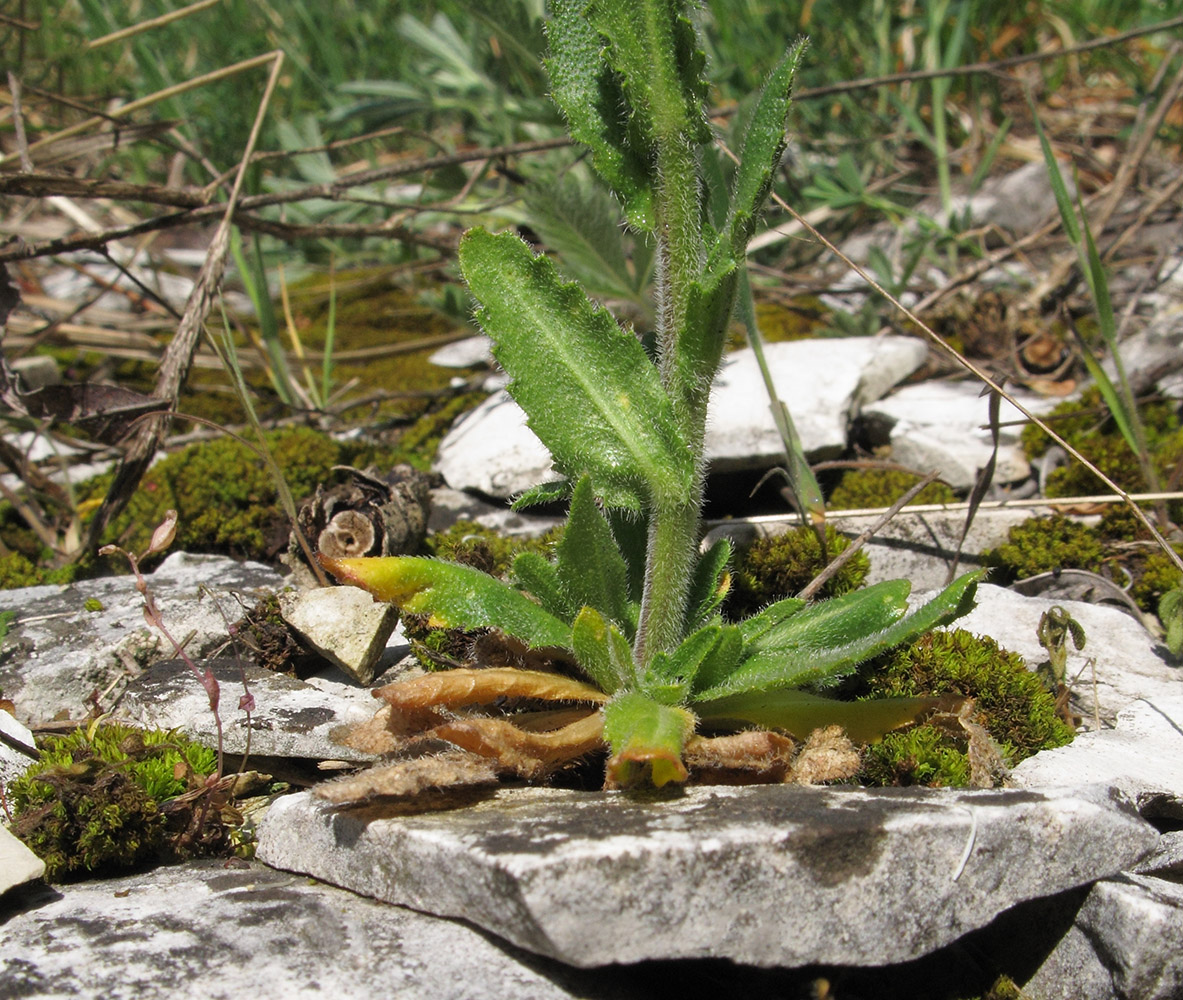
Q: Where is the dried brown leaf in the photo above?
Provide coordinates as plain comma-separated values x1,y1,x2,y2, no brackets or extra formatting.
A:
789,725,860,785
334,702,449,755
314,750,500,808
373,667,608,711
684,730,797,784
432,711,604,779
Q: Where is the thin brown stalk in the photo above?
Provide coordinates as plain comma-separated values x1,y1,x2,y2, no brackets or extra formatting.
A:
87,0,223,49
3,51,280,167
778,196,1183,576
6,72,33,172
797,472,940,602
85,52,285,553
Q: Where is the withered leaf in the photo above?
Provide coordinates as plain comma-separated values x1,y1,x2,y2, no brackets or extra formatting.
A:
789,725,860,786
314,751,500,809
20,383,170,443
685,730,797,785
431,711,604,779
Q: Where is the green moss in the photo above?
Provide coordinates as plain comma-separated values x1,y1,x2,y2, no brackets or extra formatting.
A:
1130,548,1183,613
424,520,562,578
727,524,869,618
983,514,1105,581
1022,387,1183,519
0,551,77,589
858,629,1075,788
9,724,223,881
828,468,957,510
386,391,489,471
83,597,104,612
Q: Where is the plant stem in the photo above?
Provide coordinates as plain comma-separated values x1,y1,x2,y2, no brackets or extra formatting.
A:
638,134,705,666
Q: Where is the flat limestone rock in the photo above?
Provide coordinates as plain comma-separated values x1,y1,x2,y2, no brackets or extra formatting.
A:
944,584,1180,728
0,860,633,1000
0,552,287,727
0,825,45,895
1011,697,1183,810
0,707,38,787
278,587,398,686
256,782,1156,970
118,659,379,762
861,380,1059,489
1022,873,1183,1000
435,338,927,498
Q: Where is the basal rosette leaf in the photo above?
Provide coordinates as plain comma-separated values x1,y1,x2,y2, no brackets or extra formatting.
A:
571,606,636,694
602,691,695,787
695,573,981,700
694,688,950,744
321,555,571,650
685,537,732,632
557,477,636,634
459,228,693,512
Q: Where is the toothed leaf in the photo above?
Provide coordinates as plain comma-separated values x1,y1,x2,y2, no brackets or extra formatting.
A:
459,228,692,511
545,0,654,229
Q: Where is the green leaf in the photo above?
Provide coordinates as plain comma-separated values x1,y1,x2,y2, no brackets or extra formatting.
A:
322,555,571,650
726,38,806,257
696,573,980,698
602,691,695,787
459,228,693,511
688,624,744,693
511,480,570,510
515,174,651,313
694,688,946,744
571,606,634,693
512,551,574,623
642,622,723,704
1160,588,1183,659
736,596,807,644
556,478,635,634
685,537,732,632
544,0,654,229
588,0,710,150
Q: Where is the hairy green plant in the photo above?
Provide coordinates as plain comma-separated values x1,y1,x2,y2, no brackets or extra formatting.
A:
323,1,978,789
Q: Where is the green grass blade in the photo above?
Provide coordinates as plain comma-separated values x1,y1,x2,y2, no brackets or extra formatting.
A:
459,228,693,511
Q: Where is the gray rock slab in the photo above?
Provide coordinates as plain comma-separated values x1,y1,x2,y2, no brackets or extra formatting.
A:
944,584,1180,728
704,506,1038,592
278,587,398,686
862,380,1059,489
0,825,45,895
256,782,1156,970
435,338,928,499
117,659,379,762
429,333,493,368
0,707,38,787
1023,873,1183,1000
1011,697,1183,810
0,860,633,1000
1102,311,1183,396
0,552,287,727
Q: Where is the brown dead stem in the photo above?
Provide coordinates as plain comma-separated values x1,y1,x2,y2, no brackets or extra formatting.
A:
372,667,609,711
430,712,604,779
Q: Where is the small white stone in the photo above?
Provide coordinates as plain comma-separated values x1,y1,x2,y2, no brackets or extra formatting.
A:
279,587,399,686
0,825,45,894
